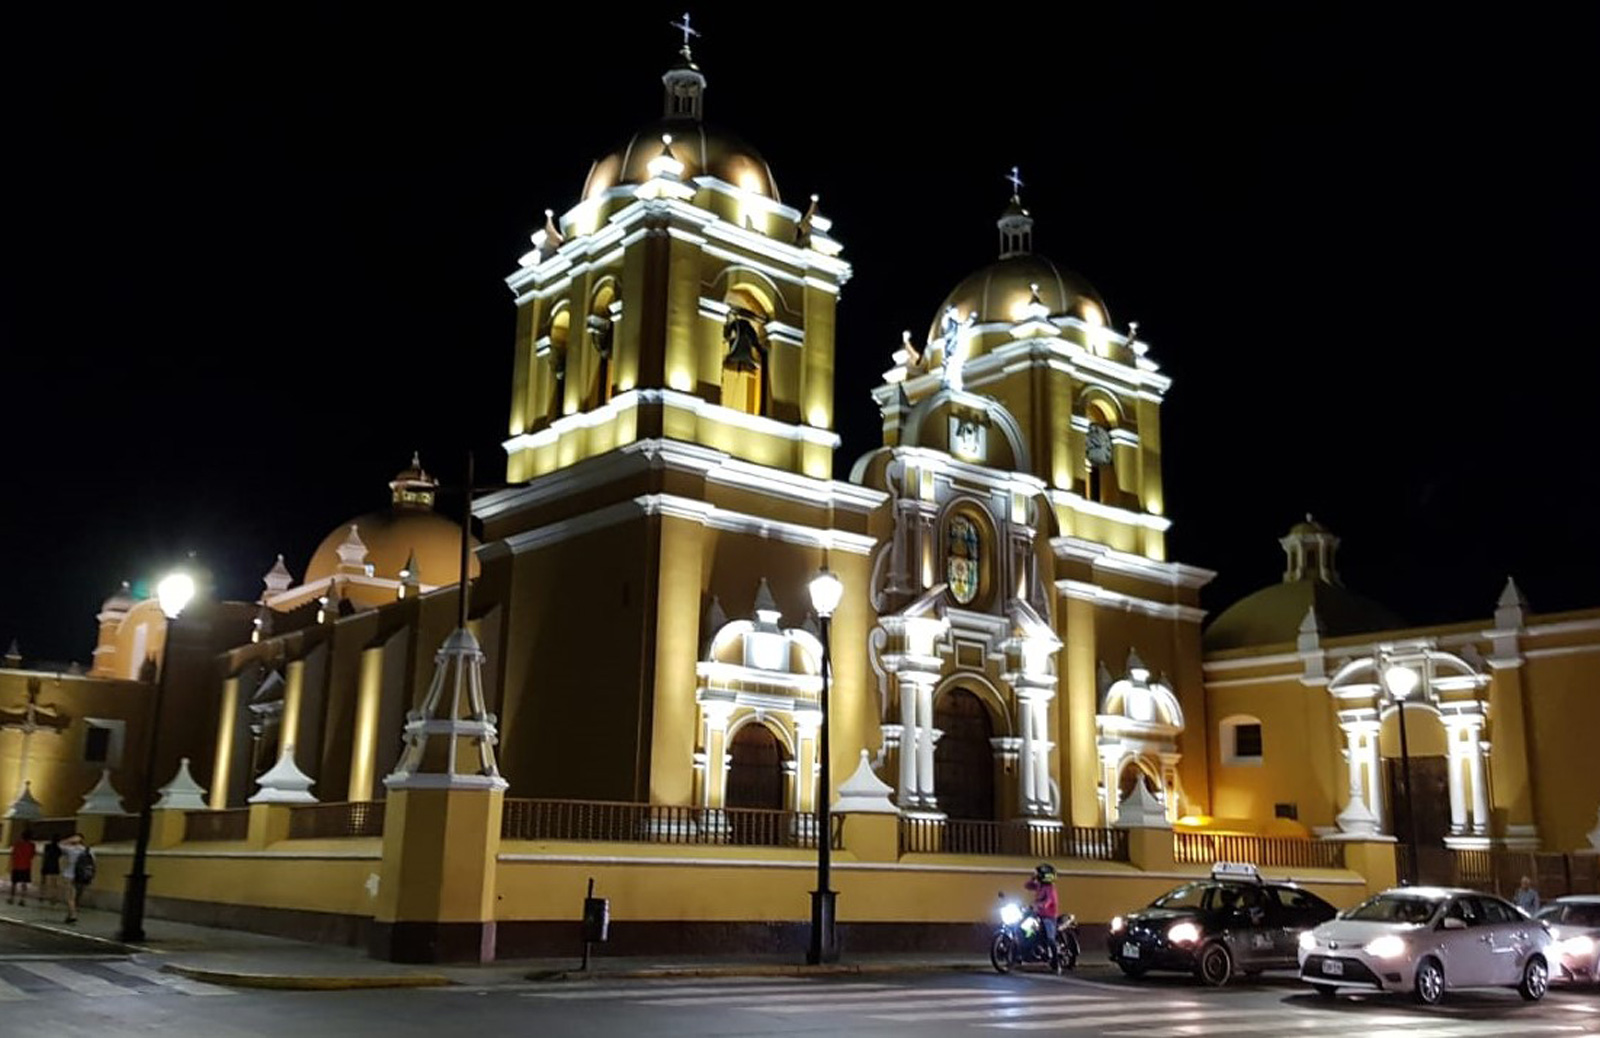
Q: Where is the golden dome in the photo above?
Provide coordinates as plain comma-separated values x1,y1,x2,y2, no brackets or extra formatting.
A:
928,254,1108,342
581,119,781,203
305,511,479,587
304,458,478,586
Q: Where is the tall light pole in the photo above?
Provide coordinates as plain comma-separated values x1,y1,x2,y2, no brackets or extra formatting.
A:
806,564,843,966
1383,660,1422,885
119,570,195,943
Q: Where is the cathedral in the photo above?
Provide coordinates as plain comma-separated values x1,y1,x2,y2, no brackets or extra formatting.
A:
2,36,1596,961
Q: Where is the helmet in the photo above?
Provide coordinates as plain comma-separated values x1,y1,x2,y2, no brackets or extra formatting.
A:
1035,863,1056,883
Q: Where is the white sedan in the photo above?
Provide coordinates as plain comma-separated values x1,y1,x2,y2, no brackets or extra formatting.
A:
1298,886,1553,1005
1537,895,1600,983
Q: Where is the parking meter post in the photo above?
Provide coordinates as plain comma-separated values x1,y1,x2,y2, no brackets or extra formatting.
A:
582,876,594,972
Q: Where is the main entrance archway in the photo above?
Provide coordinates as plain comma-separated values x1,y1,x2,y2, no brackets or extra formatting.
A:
726,722,786,810
934,688,996,821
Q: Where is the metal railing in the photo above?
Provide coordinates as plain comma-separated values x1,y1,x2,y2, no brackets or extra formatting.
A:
500,799,841,849
1174,831,1346,870
101,814,142,843
184,809,250,842
898,817,1129,862
20,817,77,841
1403,847,1600,898
288,801,386,839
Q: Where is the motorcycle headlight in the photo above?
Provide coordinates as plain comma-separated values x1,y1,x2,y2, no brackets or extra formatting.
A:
1110,915,1125,934
1299,931,1318,952
1000,903,1024,926
1363,935,1407,959
1167,921,1202,946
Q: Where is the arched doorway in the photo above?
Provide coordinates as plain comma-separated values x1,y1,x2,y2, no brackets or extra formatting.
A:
726,722,786,811
934,689,996,821
1117,759,1161,802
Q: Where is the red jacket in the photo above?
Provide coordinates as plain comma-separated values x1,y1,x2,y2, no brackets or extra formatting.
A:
9,839,35,871
1025,878,1057,918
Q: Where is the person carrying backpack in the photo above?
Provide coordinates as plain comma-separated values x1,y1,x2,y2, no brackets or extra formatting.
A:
58,833,95,924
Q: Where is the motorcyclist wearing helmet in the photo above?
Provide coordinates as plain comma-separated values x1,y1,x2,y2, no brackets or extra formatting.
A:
1024,863,1061,972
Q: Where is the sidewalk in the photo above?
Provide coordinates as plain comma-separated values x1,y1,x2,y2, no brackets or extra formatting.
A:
0,898,997,990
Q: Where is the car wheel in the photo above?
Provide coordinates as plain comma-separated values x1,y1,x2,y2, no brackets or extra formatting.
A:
1519,956,1549,1002
1118,961,1147,978
990,934,1014,975
1312,983,1339,1000
1414,957,1445,1006
1197,942,1233,987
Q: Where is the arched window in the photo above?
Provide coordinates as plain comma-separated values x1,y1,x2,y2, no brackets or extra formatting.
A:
545,303,571,417
1117,759,1160,800
1084,398,1118,505
934,689,996,821
720,281,775,416
584,279,618,410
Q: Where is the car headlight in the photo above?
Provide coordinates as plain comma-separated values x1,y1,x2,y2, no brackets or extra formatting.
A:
1000,903,1024,926
1363,935,1407,958
1167,921,1202,946
1110,915,1125,934
1299,931,1318,952
1560,935,1597,957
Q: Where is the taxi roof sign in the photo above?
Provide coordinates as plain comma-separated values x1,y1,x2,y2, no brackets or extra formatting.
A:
1211,862,1262,883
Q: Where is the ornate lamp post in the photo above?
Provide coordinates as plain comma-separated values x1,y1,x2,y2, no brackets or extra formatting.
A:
118,570,195,943
805,564,843,966
1382,659,1422,885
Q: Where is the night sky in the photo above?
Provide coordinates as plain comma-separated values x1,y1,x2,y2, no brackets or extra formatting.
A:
3,5,1596,665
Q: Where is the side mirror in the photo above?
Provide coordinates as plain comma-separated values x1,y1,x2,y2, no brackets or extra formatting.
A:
1440,916,1468,931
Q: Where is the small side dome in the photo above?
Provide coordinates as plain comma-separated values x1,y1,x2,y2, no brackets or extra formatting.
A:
581,119,780,203
101,581,138,614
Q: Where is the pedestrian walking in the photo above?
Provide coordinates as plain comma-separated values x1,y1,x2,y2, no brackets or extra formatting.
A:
40,836,61,904
1514,875,1541,915
7,829,35,904
57,833,95,924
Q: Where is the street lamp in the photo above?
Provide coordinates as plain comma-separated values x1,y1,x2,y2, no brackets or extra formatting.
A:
118,569,195,943
1383,661,1422,885
805,565,843,966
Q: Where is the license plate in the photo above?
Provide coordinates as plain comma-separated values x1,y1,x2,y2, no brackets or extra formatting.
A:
1321,959,1344,976
1123,942,1141,960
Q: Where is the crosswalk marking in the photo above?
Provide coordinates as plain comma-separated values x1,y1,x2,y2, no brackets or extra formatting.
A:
104,960,234,996
1105,1013,1417,1037
527,980,825,1000
870,994,1141,1022
987,1006,1306,1030
638,983,909,1006
13,961,132,997
0,975,28,1001
767,992,1124,1015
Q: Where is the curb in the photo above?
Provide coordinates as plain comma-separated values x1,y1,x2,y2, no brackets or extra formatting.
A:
527,961,993,982
162,963,454,991
0,913,143,955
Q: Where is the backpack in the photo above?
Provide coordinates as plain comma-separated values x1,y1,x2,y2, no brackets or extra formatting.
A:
76,847,96,885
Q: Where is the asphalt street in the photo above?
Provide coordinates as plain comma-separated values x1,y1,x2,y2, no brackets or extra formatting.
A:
4,921,1598,1037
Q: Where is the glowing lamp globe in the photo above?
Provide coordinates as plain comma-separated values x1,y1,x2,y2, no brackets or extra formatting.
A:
808,567,844,619
156,572,196,620
1383,664,1420,701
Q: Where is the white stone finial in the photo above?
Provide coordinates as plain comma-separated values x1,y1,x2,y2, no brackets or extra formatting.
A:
155,758,209,810
79,769,127,815
3,781,43,821
249,747,317,804
1586,806,1600,853
384,627,507,793
833,750,898,814
1114,780,1170,829
263,554,294,596
336,525,369,571
1335,793,1381,836
753,578,780,623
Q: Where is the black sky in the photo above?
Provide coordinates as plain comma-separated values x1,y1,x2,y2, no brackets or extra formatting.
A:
3,5,1596,664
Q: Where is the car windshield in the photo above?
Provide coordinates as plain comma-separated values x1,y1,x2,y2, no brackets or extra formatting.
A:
1152,884,1208,910
1563,904,1600,927
1344,894,1439,924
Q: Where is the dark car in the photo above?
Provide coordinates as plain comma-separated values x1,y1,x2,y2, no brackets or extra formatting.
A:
1108,864,1339,986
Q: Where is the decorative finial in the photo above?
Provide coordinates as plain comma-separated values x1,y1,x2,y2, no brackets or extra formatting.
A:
670,11,700,56
541,208,564,253
1306,512,1315,523
1127,320,1139,341
795,193,820,247
411,450,422,469
1006,165,1024,201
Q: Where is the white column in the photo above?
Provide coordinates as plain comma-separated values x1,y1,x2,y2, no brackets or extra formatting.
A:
1468,728,1489,834
1445,721,1469,835
1031,700,1051,816
1336,721,1381,836
916,682,937,805
1017,692,1036,810
701,703,733,809
897,680,918,808
794,712,820,813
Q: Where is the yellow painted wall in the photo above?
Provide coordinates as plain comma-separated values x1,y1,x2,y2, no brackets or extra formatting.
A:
1208,678,1342,829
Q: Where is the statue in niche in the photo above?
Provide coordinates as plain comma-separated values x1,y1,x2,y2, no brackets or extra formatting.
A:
940,306,976,392
722,308,765,373
953,417,982,459
586,312,614,358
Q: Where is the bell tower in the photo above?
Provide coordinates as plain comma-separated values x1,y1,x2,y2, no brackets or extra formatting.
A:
503,28,851,484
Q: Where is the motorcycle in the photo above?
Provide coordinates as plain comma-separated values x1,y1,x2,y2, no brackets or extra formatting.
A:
990,892,1081,974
